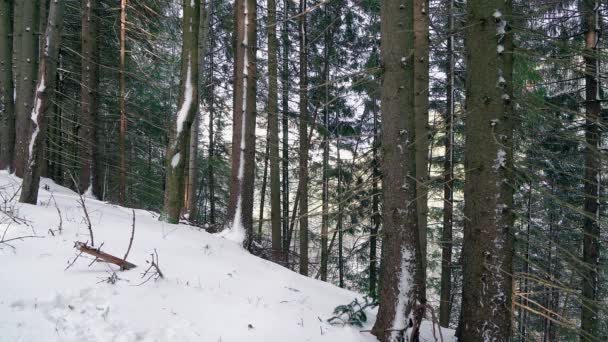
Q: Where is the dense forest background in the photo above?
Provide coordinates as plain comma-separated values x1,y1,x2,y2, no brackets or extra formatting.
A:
0,0,607,340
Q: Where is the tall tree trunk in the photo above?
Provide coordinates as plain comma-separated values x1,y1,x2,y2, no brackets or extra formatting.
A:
186,0,211,223
581,0,601,338
118,0,127,205
281,0,290,257
457,0,515,340
267,0,282,261
372,0,422,340
337,133,344,288
19,0,64,204
78,0,101,197
13,0,39,177
297,0,309,276
439,0,455,328
320,3,331,281
226,0,257,249
207,0,216,225
413,0,429,313
162,0,200,223
258,132,270,237
370,105,380,297
0,0,14,170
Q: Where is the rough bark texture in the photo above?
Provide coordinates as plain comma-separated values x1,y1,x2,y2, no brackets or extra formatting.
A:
439,0,455,328
370,106,380,297
162,0,200,224
581,0,601,338
207,0,216,225
413,0,429,321
298,0,309,276
78,0,101,197
0,0,14,170
267,0,282,262
186,0,210,222
372,0,422,341
19,0,63,204
458,0,515,340
226,0,257,249
118,0,127,204
13,0,39,177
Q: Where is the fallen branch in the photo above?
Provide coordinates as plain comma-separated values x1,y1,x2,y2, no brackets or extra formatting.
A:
69,172,94,246
75,241,137,270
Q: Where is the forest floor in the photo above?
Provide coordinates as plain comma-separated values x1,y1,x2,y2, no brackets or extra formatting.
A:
0,171,454,342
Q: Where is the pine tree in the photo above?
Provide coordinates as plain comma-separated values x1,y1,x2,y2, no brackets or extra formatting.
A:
0,0,14,170
19,0,64,204
226,0,257,248
457,0,515,339
162,0,200,223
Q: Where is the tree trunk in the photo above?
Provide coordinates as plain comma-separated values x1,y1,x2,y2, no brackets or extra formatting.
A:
320,3,332,281
439,0,455,328
207,0,216,225
370,105,380,297
267,0,282,263
19,0,64,204
281,0,290,257
413,0,429,314
0,0,14,170
457,0,515,340
162,0,200,224
258,132,270,237
13,0,39,177
372,0,422,340
337,134,344,288
226,0,257,249
186,0,211,223
78,0,101,198
118,0,127,205
297,0,308,276
581,0,601,338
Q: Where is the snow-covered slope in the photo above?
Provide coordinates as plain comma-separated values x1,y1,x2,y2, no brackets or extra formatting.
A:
0,171,454,342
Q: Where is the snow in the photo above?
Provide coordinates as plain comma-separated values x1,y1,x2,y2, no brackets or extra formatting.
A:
175,62,194,136
0,173,456,342
493,10,502,19
494,149,506,170
28,75,46,163
171,152,181,169
391,246,415,340
496,45,504,54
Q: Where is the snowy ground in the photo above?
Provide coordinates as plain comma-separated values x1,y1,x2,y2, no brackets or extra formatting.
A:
0,171,454,342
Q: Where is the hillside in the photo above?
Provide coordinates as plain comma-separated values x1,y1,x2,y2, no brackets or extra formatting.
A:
0,171,453,342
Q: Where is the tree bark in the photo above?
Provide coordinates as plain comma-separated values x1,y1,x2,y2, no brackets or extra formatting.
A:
297,0,309,276
581,0,601,338
439,0,455,328
186,0,211,223
370,105,380,297
372,0,422,340
226,0,257,249
267,0,282,262
13,0,39,177
118,0,127,205
207,0,216,225
162,0,200,224
19,0,63,204
78,0,101,198
457,0,515,340
281,0,290,257
413,0,429,313
0,0,14,170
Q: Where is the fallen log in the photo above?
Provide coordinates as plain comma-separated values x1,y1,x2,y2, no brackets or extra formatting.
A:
75,242,137,270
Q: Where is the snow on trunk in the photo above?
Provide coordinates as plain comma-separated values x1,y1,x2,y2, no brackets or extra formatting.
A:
223,0,249,244
27,75,46,165
391,246,415,340
175,61,194,136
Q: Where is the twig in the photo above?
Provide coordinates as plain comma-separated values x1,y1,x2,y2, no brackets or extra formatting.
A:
69,173,94,247
137,249,164,285
51,194,62,234
123,209,135,261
